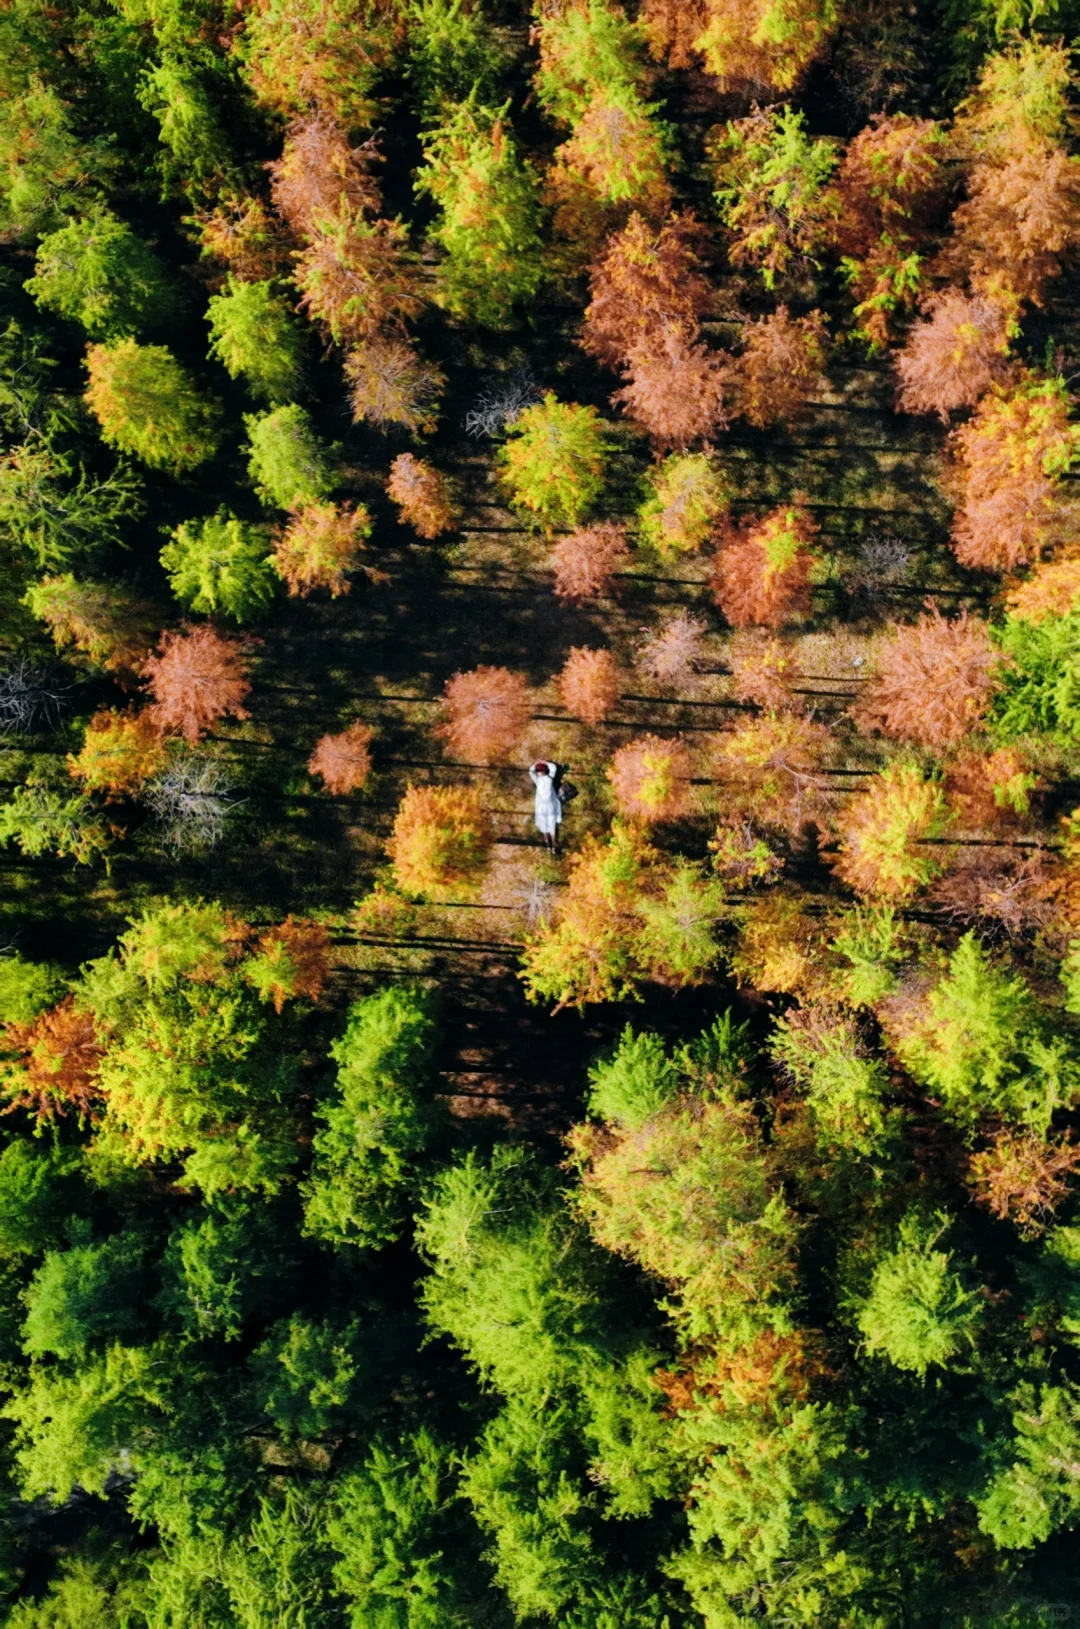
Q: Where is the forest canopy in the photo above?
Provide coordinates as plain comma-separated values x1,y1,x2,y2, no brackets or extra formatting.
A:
1,0,1080,1622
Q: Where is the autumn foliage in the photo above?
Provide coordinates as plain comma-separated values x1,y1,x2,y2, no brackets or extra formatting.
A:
639,453,728,557
968,1127,1080,1235
1006,558,1080,625
832,762,952,900
2,997,103,1123
550,522,629,602
608,733,691,822
143,625,252,743
712,505,818,628
853,608,1001,748
386,454,455,539
67,709,167,799
713,711,830,831
612,328,728,447
344,339,445,434
894,291,1012,420
386,784,492,897
268,114,381,237
307,721,374,794
728,631,797,711
247,916,332,1012
729,307,828,428
24,575,156,677
582,212,712,371
558,647,621,726
636,609,709,689
948,373,1080,570
273,501,372,597
437,666,531,764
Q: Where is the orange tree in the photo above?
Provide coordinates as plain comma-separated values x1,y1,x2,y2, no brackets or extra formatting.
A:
386,784,493,898
67,709,167,799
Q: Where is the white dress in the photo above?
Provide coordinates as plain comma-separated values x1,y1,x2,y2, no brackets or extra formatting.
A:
529,762,563,837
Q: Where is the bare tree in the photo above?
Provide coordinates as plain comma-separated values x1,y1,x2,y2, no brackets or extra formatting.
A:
464,369,542,438
143,755,242,853
0,660,67,735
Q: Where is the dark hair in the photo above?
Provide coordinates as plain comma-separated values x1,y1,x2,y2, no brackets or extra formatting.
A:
533,761,549,774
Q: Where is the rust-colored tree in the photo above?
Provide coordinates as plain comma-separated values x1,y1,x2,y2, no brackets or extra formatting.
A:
143,625,252,744
67,709,167,799
268,114,381,237
948,372,1079,570
308,720,374,794
826,113,949,345
636,609,710,689
2,997,103,1123
944,747,1036,832
294,216,421,346
942,142,1080,309
192,195,292,282
558,646,621,726
713,711,831,831
386,454,455,539
853,608,1000,748
386,784,492,897
344,339,445,434
712,505,818,628
729,306,828,429
581,211,712,370
728,630,798,711
968,1127,1080,1235
246,916,332,1012
608,733,692,822
894,290,1012,420
550,522,629,602
612,326,728,447
437,665,531,764
273,501,373,597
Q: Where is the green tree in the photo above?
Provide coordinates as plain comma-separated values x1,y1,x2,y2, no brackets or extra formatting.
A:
328,1429,485,1628
244,403,335,511
24,207,175,340
137,53,234,200
206,277,305,403
977,1382,1080,1547
0,81,94,237
711,106,838,289
497,394,610,532
896,932,1079,1134
22,1229,148,1360
0,954,64,1026
0,784,111,866
160,508,277,622
990,611,1080,744
853,1210,982,1376
415,101,544,327
84,340,221,474
404,0,509,116
301,986,442,1252
0,442,142,569
771,1007,894,1154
